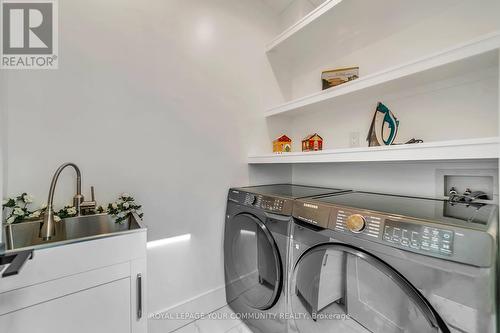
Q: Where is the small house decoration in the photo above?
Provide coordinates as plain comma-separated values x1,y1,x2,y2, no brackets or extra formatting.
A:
321,67,359,90
273,135,292,153
302,133,323,152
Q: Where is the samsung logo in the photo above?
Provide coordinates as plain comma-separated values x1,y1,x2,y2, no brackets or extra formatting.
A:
303,203,318,209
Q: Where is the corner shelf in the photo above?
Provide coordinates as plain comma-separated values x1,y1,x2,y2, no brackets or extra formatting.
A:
265,32,500,117
248,138,500,164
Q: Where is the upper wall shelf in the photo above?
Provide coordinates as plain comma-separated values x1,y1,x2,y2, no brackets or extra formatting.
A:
265,32,500,117
266,0,342,53
248,137,500,164
266,0,458,59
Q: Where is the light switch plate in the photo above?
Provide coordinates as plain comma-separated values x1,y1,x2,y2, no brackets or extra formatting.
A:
349,132,360,147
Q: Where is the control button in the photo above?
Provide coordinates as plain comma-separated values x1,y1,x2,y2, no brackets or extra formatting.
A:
392,227,401,241
401,230,409,240
442,231,453,240
346,214,366,233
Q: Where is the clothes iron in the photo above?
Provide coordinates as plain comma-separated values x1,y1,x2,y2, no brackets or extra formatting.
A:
367,102,399,146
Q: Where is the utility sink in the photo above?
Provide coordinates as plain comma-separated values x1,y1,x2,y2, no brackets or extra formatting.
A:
3,213,144,251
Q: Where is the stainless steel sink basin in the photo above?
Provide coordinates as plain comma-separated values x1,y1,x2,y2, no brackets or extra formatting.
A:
3,213,145,251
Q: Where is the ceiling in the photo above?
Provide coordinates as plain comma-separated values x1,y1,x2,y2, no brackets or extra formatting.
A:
262,0,326,14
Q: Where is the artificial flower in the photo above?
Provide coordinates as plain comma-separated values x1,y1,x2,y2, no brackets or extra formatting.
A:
22,193,33,204
29,210,41,218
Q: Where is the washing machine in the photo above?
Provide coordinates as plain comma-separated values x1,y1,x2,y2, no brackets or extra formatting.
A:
288,191,498,333
224,184,349,333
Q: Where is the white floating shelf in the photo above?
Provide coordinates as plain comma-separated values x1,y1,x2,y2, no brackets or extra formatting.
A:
266,32,500,118
248,138,500,164
266,0,458,59
266,0,343,52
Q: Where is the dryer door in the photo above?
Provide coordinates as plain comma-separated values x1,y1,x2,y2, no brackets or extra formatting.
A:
225,213,282,310
289,243,450,333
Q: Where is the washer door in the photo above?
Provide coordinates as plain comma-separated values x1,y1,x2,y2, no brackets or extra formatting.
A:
225,213,283,310
290,243,450,333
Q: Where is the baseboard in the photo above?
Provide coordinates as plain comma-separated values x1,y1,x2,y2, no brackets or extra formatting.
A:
148,284,227,333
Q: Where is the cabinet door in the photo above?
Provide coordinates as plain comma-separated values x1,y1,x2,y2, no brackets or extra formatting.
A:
0,277,131,333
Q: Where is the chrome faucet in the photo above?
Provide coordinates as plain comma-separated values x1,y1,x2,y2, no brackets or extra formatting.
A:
40,163,96,240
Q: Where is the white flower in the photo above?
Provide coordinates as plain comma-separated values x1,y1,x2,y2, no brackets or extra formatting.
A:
123,202,130,209
40,203,47,209
121,193,130,199
112,202,118,209
67,207,77,215
13,207,25,216
53,216,61,222
6,216,16,224
29,210,41,218
2,199,8,205
23,194,33,204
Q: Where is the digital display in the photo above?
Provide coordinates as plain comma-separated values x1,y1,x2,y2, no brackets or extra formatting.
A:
383,220,454,256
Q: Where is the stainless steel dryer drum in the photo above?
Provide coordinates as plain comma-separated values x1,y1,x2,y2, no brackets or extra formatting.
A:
288,192,498,333
223,184,349,333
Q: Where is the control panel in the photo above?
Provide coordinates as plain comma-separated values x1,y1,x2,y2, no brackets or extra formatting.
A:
383,220,454,256
332,210,456,257
243,193,288,214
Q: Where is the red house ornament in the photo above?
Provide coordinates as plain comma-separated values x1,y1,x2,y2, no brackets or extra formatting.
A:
302,133,323,152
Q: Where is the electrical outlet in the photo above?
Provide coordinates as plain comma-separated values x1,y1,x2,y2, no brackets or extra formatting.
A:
349,132,360,147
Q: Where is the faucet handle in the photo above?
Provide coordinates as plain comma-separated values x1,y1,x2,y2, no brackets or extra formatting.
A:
80,186,97,214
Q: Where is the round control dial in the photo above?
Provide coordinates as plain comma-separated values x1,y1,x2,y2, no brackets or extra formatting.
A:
346,214,366,233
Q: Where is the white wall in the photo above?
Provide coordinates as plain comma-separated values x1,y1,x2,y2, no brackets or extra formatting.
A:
278,0,315,32
2,0,283,329
292,160,499,199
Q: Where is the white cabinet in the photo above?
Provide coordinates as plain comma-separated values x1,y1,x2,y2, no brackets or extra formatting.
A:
0,230,147,333
1,277,131,333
